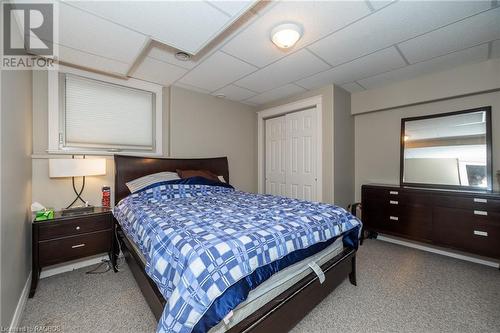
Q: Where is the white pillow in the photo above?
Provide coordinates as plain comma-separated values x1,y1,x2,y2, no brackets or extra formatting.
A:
126,171,180,193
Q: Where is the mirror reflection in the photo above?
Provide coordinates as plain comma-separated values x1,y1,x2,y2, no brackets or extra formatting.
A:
403,110,489,189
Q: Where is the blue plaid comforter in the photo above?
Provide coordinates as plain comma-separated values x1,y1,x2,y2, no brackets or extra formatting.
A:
113,182,361,333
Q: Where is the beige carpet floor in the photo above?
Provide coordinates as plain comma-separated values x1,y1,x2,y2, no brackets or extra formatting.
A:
20,239,500,332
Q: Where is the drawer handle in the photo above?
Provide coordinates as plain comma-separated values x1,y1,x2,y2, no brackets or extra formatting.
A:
473,198,487,203
71,243,86,249
389,216,399,221
474,210,488,216
389,191,398,195
75,226,81,230
473,230,488,237
389,200,398,205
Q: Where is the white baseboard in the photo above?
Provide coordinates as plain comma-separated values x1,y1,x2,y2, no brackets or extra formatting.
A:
9,271,31,331
377,235,500,269
40,254,109,279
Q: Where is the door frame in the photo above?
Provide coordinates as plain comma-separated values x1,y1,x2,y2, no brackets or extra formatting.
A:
257,95,323,201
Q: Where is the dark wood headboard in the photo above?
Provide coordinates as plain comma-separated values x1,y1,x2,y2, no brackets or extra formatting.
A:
114,155,229,204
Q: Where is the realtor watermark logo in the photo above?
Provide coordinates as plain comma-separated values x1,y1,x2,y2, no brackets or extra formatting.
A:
1,1,58,70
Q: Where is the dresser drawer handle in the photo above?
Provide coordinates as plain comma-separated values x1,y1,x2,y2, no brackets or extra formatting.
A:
473,230,488,237
474,210,488,216
75,226,81,230
389,200,398,205
473,198,487,203
389,191,398,195
389,216,399,221
71,244,86,249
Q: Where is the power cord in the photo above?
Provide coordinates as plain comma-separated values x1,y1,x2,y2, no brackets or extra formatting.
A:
86,225,125,274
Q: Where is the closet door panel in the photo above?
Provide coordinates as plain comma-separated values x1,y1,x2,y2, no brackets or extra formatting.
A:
286,108,318,201
265,116,286,196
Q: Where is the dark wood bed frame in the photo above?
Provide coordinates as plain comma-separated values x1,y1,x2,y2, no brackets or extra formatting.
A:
113,154,357,333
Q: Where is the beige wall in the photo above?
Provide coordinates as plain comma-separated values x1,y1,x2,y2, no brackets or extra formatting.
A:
1,71,33,328
169,86,257,192
355,90,500,201
31,73,257,209
352,59,500,115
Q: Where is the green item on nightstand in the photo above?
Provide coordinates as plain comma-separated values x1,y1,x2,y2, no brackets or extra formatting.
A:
35,209,54,221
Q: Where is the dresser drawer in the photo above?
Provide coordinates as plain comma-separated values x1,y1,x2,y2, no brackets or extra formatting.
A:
432,195,500,213
432,207,500,258
38,214,111,240
39,230,112,266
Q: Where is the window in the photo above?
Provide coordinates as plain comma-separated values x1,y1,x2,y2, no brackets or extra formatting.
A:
48,67,163,155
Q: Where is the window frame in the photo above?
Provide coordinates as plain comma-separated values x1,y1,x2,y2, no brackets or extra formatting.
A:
48,66,163,156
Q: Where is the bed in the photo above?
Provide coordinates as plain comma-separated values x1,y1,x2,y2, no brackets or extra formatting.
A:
112,155,361,333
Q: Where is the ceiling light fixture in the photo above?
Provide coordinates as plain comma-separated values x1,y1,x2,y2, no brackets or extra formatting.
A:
271,23,303,49
175,51,191,61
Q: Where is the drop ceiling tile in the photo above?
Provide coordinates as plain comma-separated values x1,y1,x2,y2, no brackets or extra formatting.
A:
340,82,365,93
296,47,406,89
245,84,306,105
222,0,371,67
399,7,500,64
132,57,188,86
58,2,147,65
308,0,492,67
179,51,257,91
212,85,257,102
58,44,130,75
235,49,330,93
209,1,255,17
147,46,199,70
492,40,500,58
358,44,489,90
174,82,212,94
66,1,255,55
366,1,396,11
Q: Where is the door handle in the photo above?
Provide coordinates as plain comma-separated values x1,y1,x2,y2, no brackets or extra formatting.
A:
389,191,398,195
389,216,399,221
474,210,488,216
473,198,487,203
71,244,85,249
389,200,398,205
473,230,488,237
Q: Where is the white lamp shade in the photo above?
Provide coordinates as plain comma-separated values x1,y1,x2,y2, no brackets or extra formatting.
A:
49,158,106,178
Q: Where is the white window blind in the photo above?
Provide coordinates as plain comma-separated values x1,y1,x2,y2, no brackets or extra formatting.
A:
63,74,154,151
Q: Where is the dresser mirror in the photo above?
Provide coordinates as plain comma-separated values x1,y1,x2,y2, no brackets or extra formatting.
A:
401,107,492,191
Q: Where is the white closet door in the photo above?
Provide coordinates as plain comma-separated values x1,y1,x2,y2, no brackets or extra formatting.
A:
265,116,287,196
286,108,318,201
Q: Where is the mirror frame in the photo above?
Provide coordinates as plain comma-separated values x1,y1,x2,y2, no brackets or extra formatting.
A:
400,106,493,191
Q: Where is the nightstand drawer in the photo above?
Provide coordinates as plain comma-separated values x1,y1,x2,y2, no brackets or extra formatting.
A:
39,214,111,240
39,230,112,266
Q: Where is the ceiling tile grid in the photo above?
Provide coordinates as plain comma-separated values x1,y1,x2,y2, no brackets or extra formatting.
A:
234,48,330,93
211,85,257,102
296,47,407,90
178,51,257,92
50,1,499,106
357,43,490,89
221,0,372,67
244,84,306,105
306,0,492,68
398,7,500,64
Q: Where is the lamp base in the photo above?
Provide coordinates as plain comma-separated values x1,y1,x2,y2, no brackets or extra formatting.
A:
61,205,95,216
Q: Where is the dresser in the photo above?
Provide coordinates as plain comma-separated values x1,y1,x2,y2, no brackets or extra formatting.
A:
361,184,500,261
30,207,115,297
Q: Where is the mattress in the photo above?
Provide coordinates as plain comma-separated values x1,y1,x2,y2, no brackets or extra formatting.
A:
124,232,344,332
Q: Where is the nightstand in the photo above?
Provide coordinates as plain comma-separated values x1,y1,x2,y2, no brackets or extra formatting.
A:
30,207,116,298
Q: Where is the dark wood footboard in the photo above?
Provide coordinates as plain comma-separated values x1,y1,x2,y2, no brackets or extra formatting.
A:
114,220,357,332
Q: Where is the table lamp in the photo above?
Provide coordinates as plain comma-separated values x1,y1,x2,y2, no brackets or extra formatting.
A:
49,156,106,215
